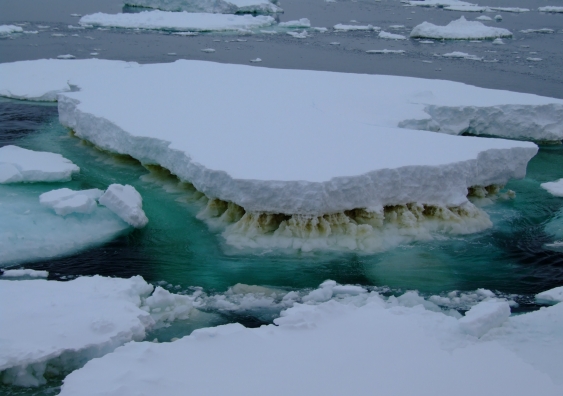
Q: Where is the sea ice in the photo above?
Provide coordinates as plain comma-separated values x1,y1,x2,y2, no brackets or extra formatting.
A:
539,6,563,13
79,11,275,32
492,38,504,44
476,15,492,21
286,30,308,38
0,275,194,386
0,25,23,35
39,188,103,216
0,269,48,278
541,179,563,197
520,28,554,34
3,59,563,250
366,49,406,54
98,184,148,228
124,0,283,14
489,7,529,13
536,286,563,305
444,5,488,12
56,54,76,59
458,299,510,337
278,18,310,28
334,24,379,31
407,0,476,7
442,51,482,61
0,145,79,183
411,16,512,40
378,30,406,40
57,283,563,395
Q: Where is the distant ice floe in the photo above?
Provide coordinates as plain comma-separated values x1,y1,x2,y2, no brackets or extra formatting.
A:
378,30,407,40
278,18,310,28
366,49,406,54
520,28,554,34
286,30,308,38
539,6,563,13
536,286,563,305
334,23,380,31
476,15,492,21
541,179,563,197
124,0,283,14
57,54,76,59
442,51,482,61
3,59,563,251
0,145,79,183
411,16,512,40
79,10,275,32
57,279,563,395
0,25,23,35
0,275,194,386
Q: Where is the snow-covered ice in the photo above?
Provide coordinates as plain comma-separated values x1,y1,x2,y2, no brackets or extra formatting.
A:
39,188,103,216
489,7,529,13
536,286,563,305
334,24,379,31
0,25,23,35
411,16,512,40
442,51,482,61
124,0,282,14
539,6,563,13
79,11,275,32
476,15,492,21
541,179,563,197
458,299,510,337
98,184,148,228
0,275,194,386
57,281,563,395
378,30,406,40
3,59,563,249
0,145,79,184
278,18,311,28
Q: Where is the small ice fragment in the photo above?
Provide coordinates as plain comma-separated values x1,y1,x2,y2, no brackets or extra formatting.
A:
538,6,563,13
350,20,358,23
51,33,66,37
236,38,247,42
458,300,511,337
173,32,198,36
520,28,554,34
279,18,311,28
494,15,502,21
23,31,39,34
287,30,308,38
249,58,262,62
526,57,542,62
476,16,492,21
492,38,504,45
70,13,82,17
541,179,563,196
98,184,148,228
201,48,216,53
260,29,276,34
443,51,482,61
535,286,563,305
90,52,99,55
167,52,177,55
422,60,432,63
312,27,327,32
57,54,76,59
40,188,103,216
419,40,434,44
366,49,406,54
37,25,50,29
389,25,405,29
379,31,406,40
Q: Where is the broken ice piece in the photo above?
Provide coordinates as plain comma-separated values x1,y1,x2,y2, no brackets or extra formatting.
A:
98,184,148,228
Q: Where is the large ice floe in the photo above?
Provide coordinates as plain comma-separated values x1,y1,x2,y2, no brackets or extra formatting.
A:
3,59,563,251
124,0,282,14
79,10,275,32
411,16,513,40
56,280,563,395
0,25,23,35
0,275,194,386
0,145,79,183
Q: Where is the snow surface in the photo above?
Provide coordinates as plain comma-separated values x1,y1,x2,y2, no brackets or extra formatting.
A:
124,0,282,14
79,11,275,32
98,184,148,228
0,275,194,386
539,6,563,13
458,299,510,337
541,179,563,197
40,188,103,216
0,25,23,35
411,17,512,40
0,145,79,183
536,286,563,305
58,282,563,395
2,59,560,220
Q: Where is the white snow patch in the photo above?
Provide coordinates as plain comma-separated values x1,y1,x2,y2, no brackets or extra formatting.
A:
58,284,563,395
535,287,563,305
378,30,407,40
39,188,103,216
0,145,79,184
541,179,563,197
0,25,23,35
79,11,275,32
411,16,512,40
98,184,148,228
0,275,194,386
458,299,511,337
124,0,283,14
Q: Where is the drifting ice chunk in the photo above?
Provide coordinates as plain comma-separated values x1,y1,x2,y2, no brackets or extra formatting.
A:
334,24,379,31
278,18,311,28
286,30,307,38
459,299,510,337
39,188,103,216
0,275,194,387
535,286,563,305
541,179,563,197
0,25,23,35
476,15,492,21
442,51,482,61
489,7,529,13
57,289,563,396
407,0,476,7
124,0,283,14
0,145,79,183
366,49,405,54
492,38,504,45
539,6,563,13
378,30,406,40
79,11,275,32
98,184,148,228
444,5,488,12
57,54,76,59
0,269,48,278
411,16,513,40
520,28,554,34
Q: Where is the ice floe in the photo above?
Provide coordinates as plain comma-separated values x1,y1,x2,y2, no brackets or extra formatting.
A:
286,30,308,38
520,28,554,34
442,51,482,61
476,15,492,21
541,179,563,197
366,49,406,54
445,5,488,12
411,16,512,40
0,269,48,278
334,23,379,31
406,0,475,7
536,286,563,305
0,275,194,386
0,25,23,35
539,6,563,13
378,30,406,40
492,38,504,44
278,18,310,28
79,11,275,32
0,145,79,184
98,184,148,228
57,54,76,60
57,282,563,395
124,0,282,14
40,188,103,216
3,59,563,250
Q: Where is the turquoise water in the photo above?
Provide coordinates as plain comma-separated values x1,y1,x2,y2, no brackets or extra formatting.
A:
3,99,562,302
